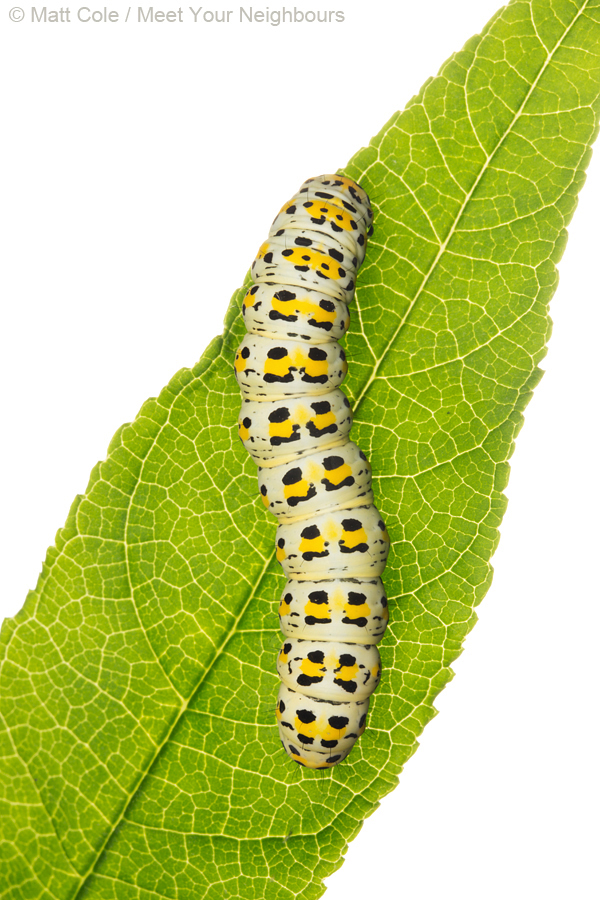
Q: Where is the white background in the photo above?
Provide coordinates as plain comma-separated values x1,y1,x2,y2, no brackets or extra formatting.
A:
1,0,598,897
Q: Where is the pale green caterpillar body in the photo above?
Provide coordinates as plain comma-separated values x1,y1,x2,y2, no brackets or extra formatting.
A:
235,175,389,769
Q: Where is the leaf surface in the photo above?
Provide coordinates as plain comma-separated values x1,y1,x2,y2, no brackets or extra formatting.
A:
2,1,600,898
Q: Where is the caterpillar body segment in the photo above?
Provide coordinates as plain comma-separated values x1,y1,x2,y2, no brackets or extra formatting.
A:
297,176,374,232
271,182,372,265
235,174,387,769
278,577,388,644
276,684,370,755
279,732,353,769
277,638,381,702
241,284,351,344
252,233,357,304
257,440,374,522
234,333,348,400
238,389,353,466
276,505,390,580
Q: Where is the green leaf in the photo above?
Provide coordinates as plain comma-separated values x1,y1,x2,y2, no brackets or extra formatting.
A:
2,1,599,897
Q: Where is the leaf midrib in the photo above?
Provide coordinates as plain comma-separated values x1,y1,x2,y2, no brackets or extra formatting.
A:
29,6,587,896
353,7,583,412
64,509,276,899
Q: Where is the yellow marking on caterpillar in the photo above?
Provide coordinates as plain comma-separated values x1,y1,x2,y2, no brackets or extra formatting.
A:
260,491,270,508
325,462,352,486
306,357,333,380
299,533,326,555
238,420,250,441
341,525,368,549
371,663,381,679
272,292,337,327
324,651,338,669
264,352,293,379
336,175,365,196
330,588,346,610
256,240,271,260
310,409,336,431
304,599,331,620
269,419,294,441
234,351,247,374
276,544,287,563
336,661,359,682
303,200,356,232
279,595,292,616
279,646,289,664
278,197,357,233
294,716,319,739
293,751,337,770
300,657,325,680
312,177,364,211
243,290,256,308
296,348,331,381
343,600,371,620
283,246,342,279
321,721,347,742
295,405,309,425
291,346,310,369
323,520,341,543
305,460,324,482
283,478,311,501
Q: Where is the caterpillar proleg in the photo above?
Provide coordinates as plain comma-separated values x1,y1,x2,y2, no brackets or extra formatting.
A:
235,175,389,769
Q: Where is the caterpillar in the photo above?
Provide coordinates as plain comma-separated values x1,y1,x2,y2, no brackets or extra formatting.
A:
235,174,389,770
